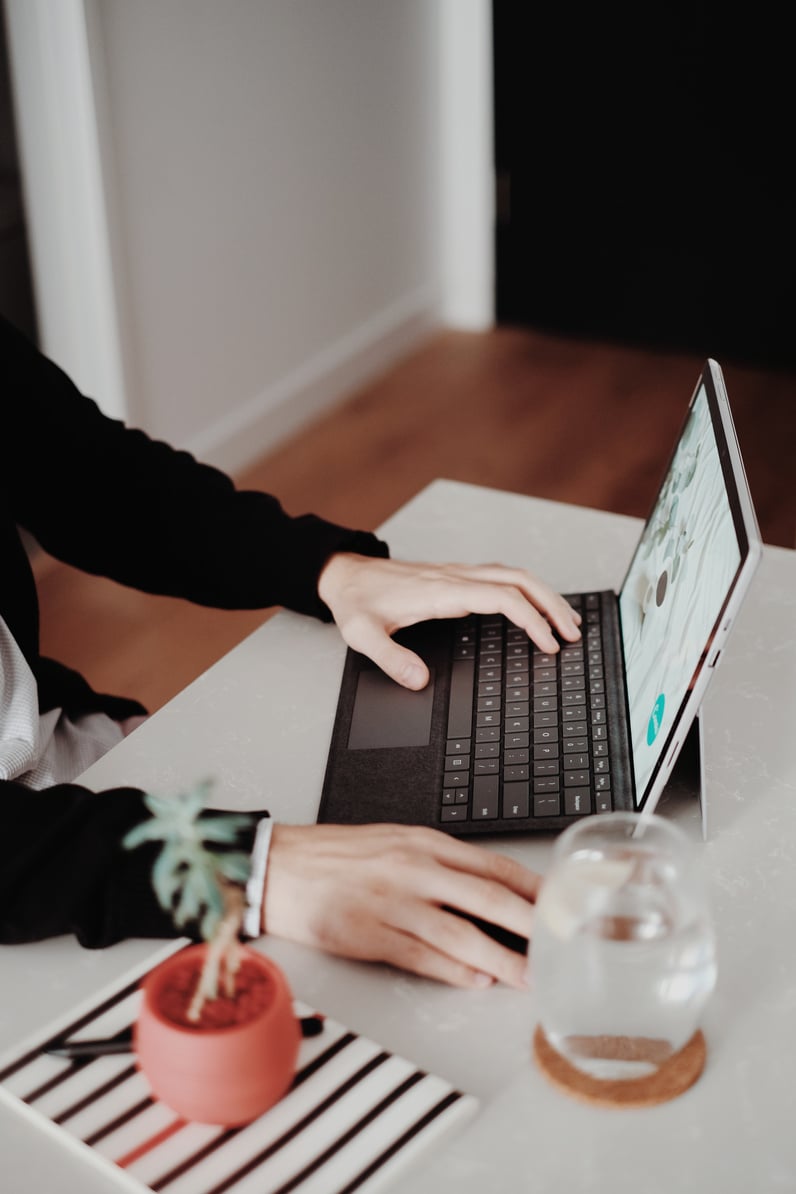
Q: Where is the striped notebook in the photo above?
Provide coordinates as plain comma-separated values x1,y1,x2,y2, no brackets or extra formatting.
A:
0,943,478,1194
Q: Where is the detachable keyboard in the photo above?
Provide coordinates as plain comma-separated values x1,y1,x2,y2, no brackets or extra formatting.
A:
438,593,614,825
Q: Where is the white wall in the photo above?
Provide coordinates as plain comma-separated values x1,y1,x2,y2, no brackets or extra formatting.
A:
6,0,493,473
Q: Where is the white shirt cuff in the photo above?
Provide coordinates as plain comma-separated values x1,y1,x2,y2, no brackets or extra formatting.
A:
243,816,274,938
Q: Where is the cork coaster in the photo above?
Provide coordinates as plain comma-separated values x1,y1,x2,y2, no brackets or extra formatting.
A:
533,1025,707,1108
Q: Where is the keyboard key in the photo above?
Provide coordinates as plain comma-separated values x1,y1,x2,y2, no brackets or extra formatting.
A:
533,761,559,775
475,759,499,774
446,738,470,755
562,710,587,726
565,788,591,815
476,726,500,742
505,748,529,765
534,777,560,793
534,721,560,740
563,754,589,769
563,737,588,752
441,805,467,821
475,742,499,758
445,755,469,770
535,711,558,727
504,764,530,781
453,643,476,659
534,794,561,817
534,742,559,759
505,731,529,748
564,770,590,786
443,771,469,787
473,775,499,819
503,782,530,818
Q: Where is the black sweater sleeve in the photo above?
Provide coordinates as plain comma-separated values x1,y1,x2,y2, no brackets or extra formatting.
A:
0,780,264,948
3,316,388,618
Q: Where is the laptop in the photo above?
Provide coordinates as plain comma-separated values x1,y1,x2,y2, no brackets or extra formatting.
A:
318,360,762,837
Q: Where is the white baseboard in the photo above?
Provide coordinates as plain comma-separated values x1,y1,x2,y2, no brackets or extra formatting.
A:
185,287,442,477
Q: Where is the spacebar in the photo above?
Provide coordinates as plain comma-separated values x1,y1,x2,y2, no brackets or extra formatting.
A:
447,660,474,739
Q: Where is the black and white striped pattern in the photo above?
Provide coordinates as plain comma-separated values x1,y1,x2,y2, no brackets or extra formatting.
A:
0,944,477,1193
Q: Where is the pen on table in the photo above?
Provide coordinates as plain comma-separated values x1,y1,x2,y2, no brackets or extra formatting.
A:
46,1027,133,1059
45,1014,325,1059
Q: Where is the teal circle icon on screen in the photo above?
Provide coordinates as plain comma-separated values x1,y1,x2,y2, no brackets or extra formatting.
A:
647,694,666,745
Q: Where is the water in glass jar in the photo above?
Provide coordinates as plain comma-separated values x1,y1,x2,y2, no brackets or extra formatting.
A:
532,843,717,1080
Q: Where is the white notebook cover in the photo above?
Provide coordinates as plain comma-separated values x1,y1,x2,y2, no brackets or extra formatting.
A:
0,942,478,1194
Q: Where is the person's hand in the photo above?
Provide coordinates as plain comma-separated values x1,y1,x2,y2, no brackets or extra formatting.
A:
317,553,582,690
262,823,539,989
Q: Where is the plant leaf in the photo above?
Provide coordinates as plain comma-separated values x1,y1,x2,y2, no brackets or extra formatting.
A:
215,852,252,884
122,818,173,849
151,843,184,912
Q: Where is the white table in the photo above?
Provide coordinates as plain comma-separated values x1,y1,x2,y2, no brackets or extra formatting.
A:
2,480,795,1193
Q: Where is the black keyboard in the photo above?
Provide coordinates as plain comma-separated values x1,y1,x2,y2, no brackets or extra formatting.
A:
438,593,614,824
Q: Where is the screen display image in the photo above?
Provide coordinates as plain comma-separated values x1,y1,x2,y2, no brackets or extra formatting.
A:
619,385,742,802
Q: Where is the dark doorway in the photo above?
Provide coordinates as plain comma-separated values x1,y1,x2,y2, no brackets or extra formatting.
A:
493,4,796,369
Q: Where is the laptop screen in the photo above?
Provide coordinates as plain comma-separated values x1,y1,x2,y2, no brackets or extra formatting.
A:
618,380,744,804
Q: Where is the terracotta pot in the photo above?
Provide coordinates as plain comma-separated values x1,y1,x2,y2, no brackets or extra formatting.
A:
135,944,301,1125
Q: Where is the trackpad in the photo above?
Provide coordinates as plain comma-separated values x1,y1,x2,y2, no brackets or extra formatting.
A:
347,668,434,749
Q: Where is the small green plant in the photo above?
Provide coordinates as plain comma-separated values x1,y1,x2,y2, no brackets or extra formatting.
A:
123,780,253,1022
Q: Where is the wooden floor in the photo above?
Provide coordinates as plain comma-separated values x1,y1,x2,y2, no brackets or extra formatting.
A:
33,326,796,715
